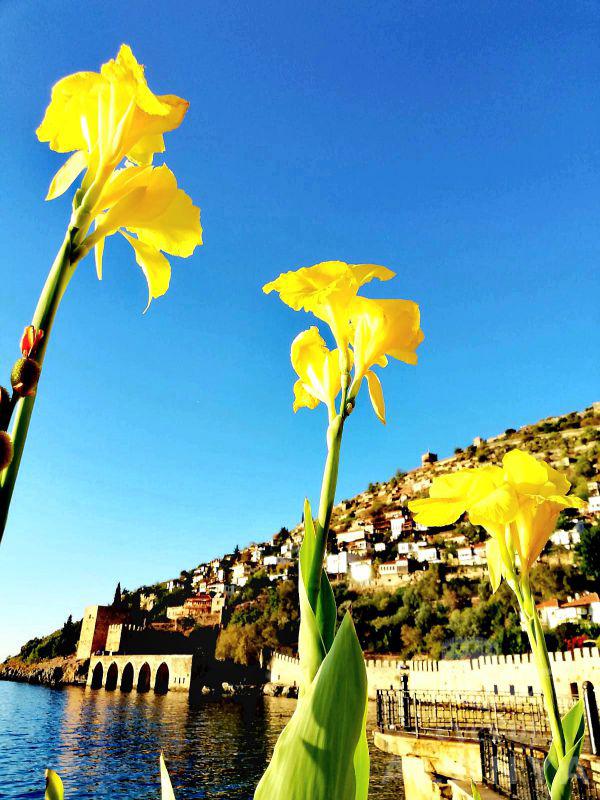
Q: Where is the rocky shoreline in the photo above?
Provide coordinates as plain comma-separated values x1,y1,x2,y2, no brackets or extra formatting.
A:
0,656,89,688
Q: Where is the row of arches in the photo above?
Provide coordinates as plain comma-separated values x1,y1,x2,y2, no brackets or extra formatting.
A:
90,661,169,693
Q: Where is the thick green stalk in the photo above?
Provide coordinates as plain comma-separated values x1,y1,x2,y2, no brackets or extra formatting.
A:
0,205,91,544
497,526,566,759
304,413,345,610
520,579,566,760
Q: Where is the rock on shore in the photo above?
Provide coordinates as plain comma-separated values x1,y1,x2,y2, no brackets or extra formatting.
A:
0,656,88,688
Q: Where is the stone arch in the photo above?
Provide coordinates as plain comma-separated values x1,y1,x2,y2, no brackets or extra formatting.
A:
120,662,134,692
90,662,103,689
137,662,151,692
105,662,118,691
154,662,169,694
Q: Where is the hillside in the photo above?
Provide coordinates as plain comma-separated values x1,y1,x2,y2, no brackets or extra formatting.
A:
9,402,599,665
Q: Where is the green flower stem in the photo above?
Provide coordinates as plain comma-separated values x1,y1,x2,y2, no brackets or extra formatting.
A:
304,378,350,610
0,204,91,545
521,579,566,761
496,526,566,759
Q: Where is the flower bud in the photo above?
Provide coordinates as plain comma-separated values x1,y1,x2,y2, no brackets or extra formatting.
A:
0,431,13,471
11,357,41,397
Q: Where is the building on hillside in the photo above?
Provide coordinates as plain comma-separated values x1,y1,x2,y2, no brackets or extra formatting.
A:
206,581,235,597
390,516,405,540
263,555,293,569
551,527,582,549
377,559,409,586
535,594,600,630
166,592,223,626
414,546,439,564
326,551,347,576
588,495,600,515
231,562,252,587
336,529,373,550
166,578,184,592
77,605,131,659
349,558,373,584
374,541,386,553
421,451,438,465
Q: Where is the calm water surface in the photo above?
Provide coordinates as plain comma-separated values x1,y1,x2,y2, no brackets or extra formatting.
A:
0,682,403,798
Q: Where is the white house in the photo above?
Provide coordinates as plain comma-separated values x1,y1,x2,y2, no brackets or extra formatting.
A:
231,562,252,587
263,555,293,568
588,496,600,515
551,528,581,549
207,581,235,598
374,541,386,553
378,559,409,585
166,578,184,591
457,546,476,566
349,559,373,584
390,517,405,540
536,593,600,630
326,551,359,576
414,546,439,564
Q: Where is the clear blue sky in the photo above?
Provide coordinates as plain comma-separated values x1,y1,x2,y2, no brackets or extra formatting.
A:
0,0,598,658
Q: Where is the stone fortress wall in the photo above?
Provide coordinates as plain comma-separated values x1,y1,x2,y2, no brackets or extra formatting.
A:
268,647,600,699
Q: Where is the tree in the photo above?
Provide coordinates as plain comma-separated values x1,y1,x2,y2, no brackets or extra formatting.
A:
113,582,121,607
576,524,600,580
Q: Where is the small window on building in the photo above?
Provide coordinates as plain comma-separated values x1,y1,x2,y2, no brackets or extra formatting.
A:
570,682,579,698
493,685,498,695
509,685,515,695
527,686,534,696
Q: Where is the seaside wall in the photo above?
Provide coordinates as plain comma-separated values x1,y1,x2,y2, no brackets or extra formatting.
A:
268,647,600,699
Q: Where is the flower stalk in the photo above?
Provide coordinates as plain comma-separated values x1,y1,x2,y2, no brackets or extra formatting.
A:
0,201,92,542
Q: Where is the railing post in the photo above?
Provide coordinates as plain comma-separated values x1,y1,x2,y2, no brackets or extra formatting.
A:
524,748,537,800
583,681,599,757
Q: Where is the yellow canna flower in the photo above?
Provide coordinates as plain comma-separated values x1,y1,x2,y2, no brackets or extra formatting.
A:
83,165,202,310
37,46,202,309
37,44,188,197
263,261,395,352
291,327,344,419
264,261,424,424
409,449,584,575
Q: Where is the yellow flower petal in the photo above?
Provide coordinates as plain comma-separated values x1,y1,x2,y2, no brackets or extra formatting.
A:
350,297,424,380
46,151,88,200
486,538,503,593
365,370,385,424
408,497,467,527
94,165,202,257
36,71,104,153
293,379,319,413
469,484,519,528
121,231,171,311
94,237,105,281
290,327,342,416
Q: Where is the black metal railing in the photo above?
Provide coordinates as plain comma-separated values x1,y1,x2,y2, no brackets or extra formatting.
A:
376,688,563,741
479,730,599,799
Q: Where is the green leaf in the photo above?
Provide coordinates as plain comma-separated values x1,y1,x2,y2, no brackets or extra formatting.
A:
353,700,370,800
45,770,64,800
298,556,327,693
160,753,176,800
254,613,368,800
316,567,336,653
544,700,585,800
470,781,482,799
